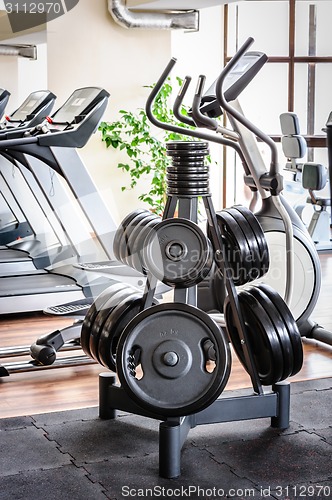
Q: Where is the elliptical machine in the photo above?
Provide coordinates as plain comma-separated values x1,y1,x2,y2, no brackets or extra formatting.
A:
157,38,330,347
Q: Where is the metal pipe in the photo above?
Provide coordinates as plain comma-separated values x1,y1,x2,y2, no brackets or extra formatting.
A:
0,44,37,59
108,0,199,31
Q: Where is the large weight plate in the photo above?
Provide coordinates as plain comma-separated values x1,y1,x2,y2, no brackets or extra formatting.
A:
81,282,128,358
224,288,284,385
255,284,303,375
116,303,231,417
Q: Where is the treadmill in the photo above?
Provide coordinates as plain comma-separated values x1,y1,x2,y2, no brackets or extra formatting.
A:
0,87,144,314
0,90,85,268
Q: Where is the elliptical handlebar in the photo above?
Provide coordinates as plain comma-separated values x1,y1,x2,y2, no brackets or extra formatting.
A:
214,37,280,182
145,58,249,166
173,76,196,127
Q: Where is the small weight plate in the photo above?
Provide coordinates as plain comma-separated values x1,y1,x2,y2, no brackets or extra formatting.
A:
125,213,158,269
119,211,150,265
223,208,262,281
89,287,131,362
116,302,231,417
224,288,284,385
113,209,146,262
98,292,143,371
167,166,209,173
213,211,253,285
98,293,159,371
128,217,161,274
143,218,212,287
81,282,128,358
249,285,294,380
256,284,303,375
232,205,269,274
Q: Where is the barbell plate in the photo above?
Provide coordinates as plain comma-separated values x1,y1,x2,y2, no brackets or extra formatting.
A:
230,205,269,276
89,287,131,362
223,208,263,281
225,288,284,385
119,211,151,265
116,303,231,417
143,218,212,287
98,293,158,371
113,209,147,262
249,285,294,380
80,282,128,358
255,284,303,375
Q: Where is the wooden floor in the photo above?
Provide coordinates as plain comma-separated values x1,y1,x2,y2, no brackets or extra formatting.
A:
0,254,332,419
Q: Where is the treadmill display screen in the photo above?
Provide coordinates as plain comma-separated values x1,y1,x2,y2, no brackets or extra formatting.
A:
52,88,102,123
11,91,50,121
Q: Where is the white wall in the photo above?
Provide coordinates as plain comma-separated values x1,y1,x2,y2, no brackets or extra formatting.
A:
171,6,225,210
46,0,172,223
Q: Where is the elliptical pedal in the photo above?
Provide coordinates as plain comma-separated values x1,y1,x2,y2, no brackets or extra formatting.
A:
44,298,92,316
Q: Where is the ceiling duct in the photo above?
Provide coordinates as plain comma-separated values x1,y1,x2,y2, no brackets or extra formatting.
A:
0,44,37,59
108,0,199,30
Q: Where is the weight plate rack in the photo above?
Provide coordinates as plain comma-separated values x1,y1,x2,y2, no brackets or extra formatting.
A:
88,140,303,479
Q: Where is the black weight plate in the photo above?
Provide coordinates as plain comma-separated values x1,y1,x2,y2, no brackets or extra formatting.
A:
117,209,148,265
143,218,212,287
125,213,158,269
167,180,209,187
224,288,284,385
129,217,161,274
167,167,209,174
167,173,208,180
81,282,128,358
113,209,146,262
231,205,269,276
116,302,231,417
167,141,208,151
168,188,210,195
212,265,226,313
249,285,294,380
98,292,143,371
224,208,262,281
213,211,252,285
256,284,303,375
89,287,131,362
119,211,150,265
99,293,159,371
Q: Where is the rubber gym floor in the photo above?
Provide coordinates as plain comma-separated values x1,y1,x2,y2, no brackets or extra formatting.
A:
0,377,331,500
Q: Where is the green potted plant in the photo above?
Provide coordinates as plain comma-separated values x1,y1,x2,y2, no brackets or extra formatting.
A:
99,78,193,215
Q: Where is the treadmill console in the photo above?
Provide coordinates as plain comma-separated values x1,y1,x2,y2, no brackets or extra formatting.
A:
38,87,110,148
200,51,268,118
51,88,109,125
1,90,56,131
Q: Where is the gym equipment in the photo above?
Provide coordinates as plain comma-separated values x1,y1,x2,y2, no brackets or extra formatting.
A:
280,111,331,251
194,44,331,346
89,38,305,479
0,87,146,315
326,114,332,219
0,90,61,248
